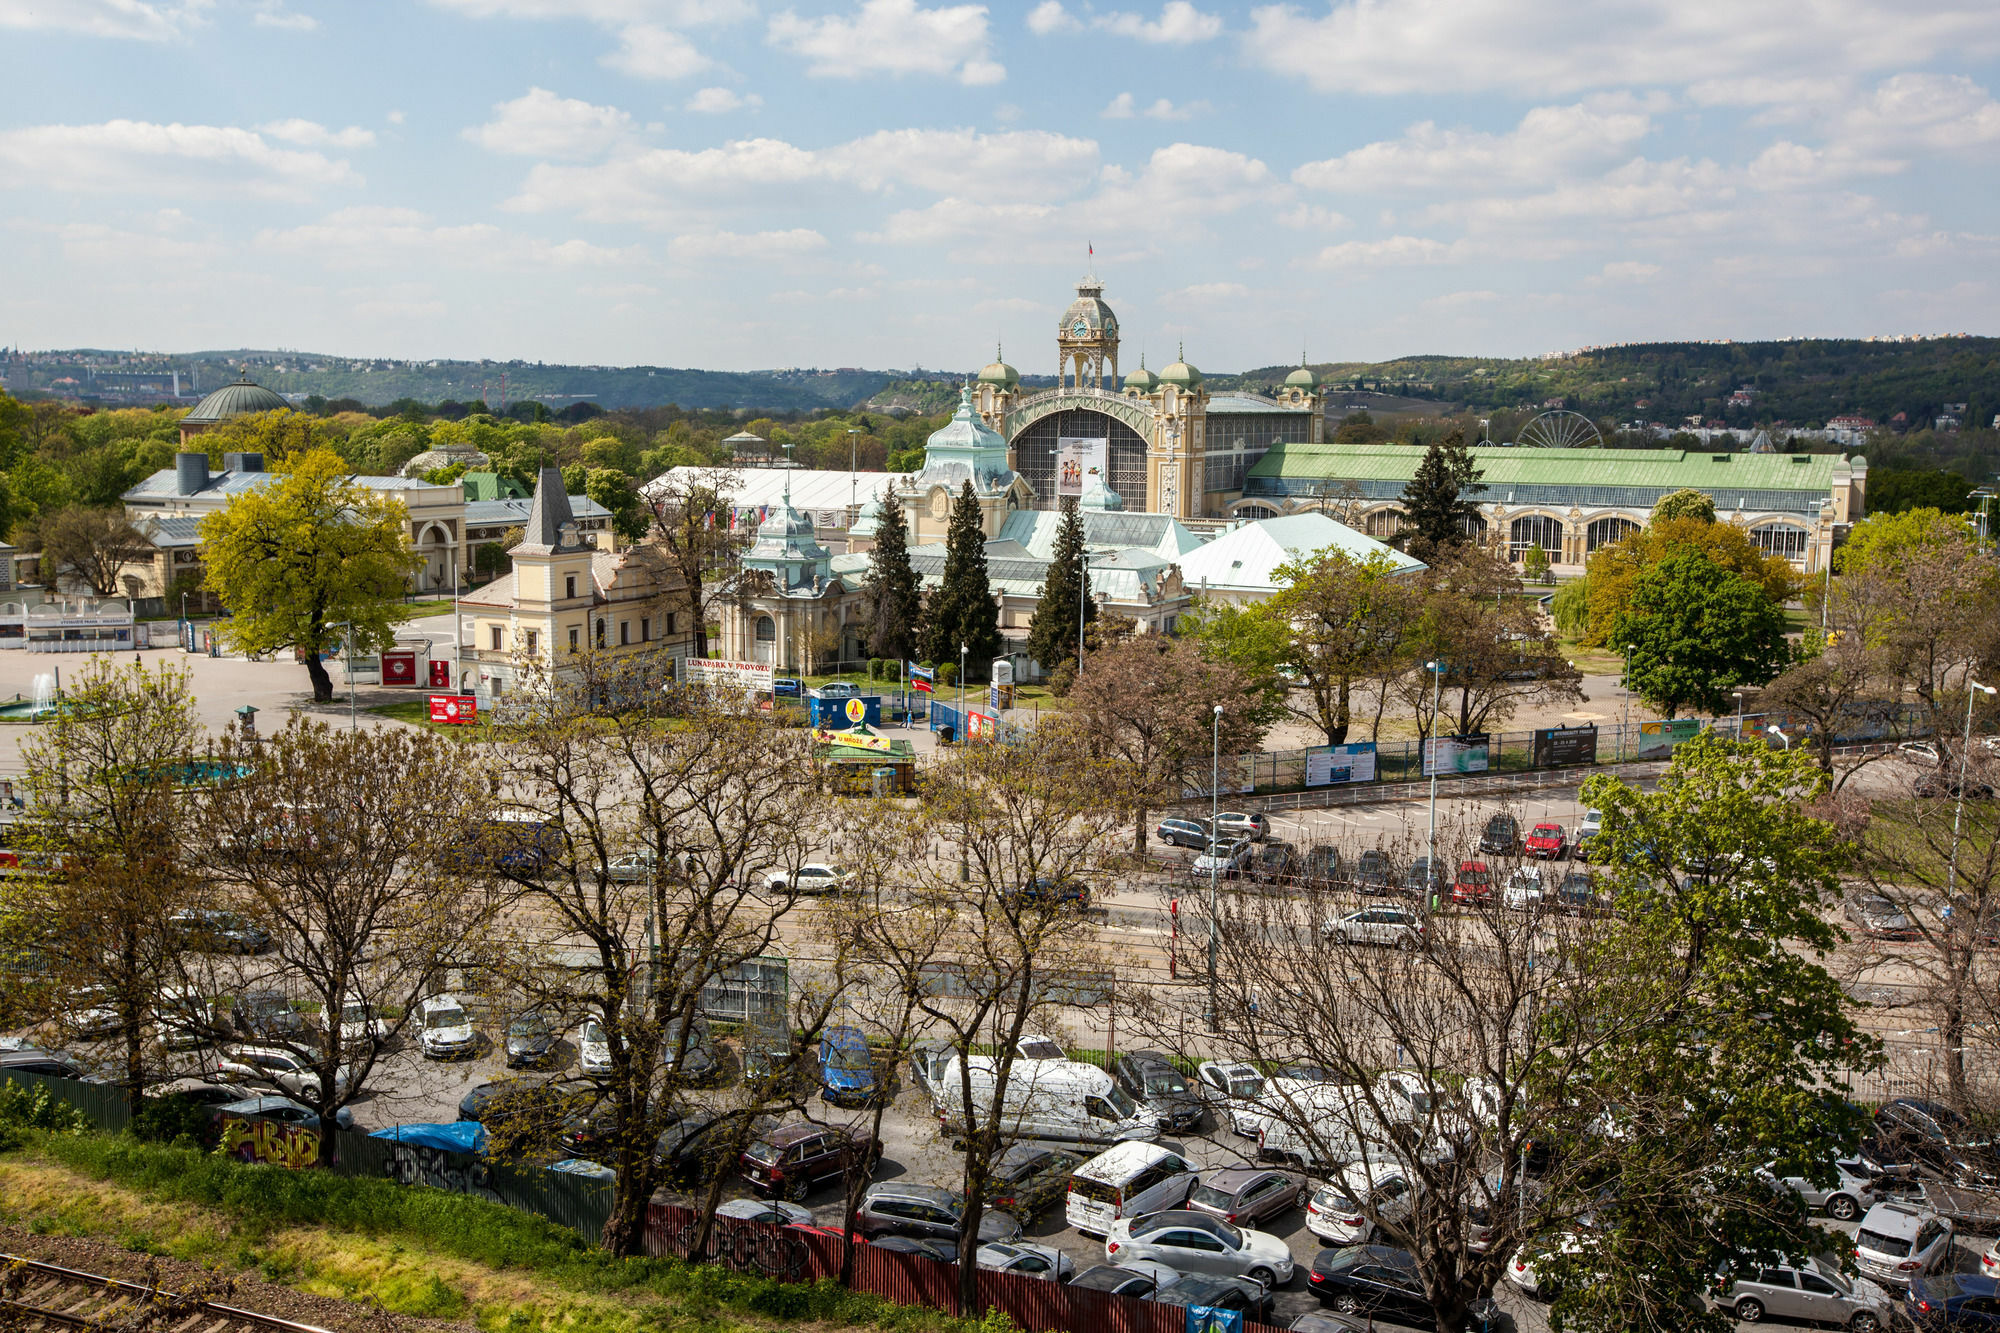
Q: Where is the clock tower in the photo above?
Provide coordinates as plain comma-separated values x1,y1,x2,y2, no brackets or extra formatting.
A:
1057,275,1119,390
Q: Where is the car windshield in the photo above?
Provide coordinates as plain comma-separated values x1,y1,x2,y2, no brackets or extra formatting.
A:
1104,1084,1138,1118
426,1005,467,1029
1018,1039,1065,1059
1856,1227,1911,1257
743,1138,780,1166
581,1019,605,1044
1808,1259,1852,1294
1313,1183,1357,1211
1189,1182,1237,1209
509,1014,550,1038
1228,1075,1264,1098
339,1002,370,1024
247,995,290,1016
827,1040,874,1072
1143,1069,1190,1095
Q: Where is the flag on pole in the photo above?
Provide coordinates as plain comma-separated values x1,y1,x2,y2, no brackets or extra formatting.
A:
910,662,934,694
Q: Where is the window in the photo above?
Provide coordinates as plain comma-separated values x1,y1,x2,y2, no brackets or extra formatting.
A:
1170,1231,1226,1252
564,574,576,599
619,621,630,646
595,619,606,647
1509,515,1565,562
490,626,502,650
525,631,538,655
640,617,650,642
1798,1274,1838,1295
1757,1269,1797,1288
1085,1096,1119,1121
1459,512,1487,539
1750,524,1809,557
568,628,579,651
667,612,678,634
1586,517,1640,551
1364,508,1405,539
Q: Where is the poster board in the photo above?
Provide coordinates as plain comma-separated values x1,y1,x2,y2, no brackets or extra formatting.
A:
1056,437,1108,498
683,658,775,692
1423,733,1490,776
1305,742,1377,787
1533,725,1598,767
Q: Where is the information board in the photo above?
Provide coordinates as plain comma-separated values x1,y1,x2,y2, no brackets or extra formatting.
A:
1533,725,1598,767
1423,733,1490,776
428,694,477,725
682,657,775,691
1305,742,1377,787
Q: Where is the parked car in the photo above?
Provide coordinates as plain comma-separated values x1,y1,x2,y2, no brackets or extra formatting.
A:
167,908,271,954
1307,1163,1414,1246
1505,1233,1585,1300
231,989,306,1041
767,863,855,895
817,682,860,699
1155,818,1211,850
1478,814,1519,855
771,678,804,698
1451,860,1494,905
214,1094,352,1132
154,986,212,1051
1213,812,1270,843
1070,1263,1178,1298
417,995,477,1061
214,1045,349,1102
1149,1274,1276,1321
713,1197,814,1227
1311,1245,1498,1328
578,1018,613,1076
1196,1061,1269,1137
1300,844,1342,887
1873,1098,2000,1186
1574,808,1605,860
741,1123,877,1201
1524,822,1568,859
656,1108,777,1182
978,1143,1081,1221
1006,877,1092,910
0,1048,94,1081
1104,1210,1294,1290
1252,842,1302,885
1710,1255,1891,1330
605,850,658,883
456,1079,575,1135
908,1039,953,1106
819,1025,890,1107
1289,1314,1370,1333
504,1009,563,1068
1187,1167,1308,1228
318,999,388,1049
1847,894,1919,941
1902,741,1944,766
1554,870,1605,915
1853,1201,1955,1289
1352,849,1393,895
1908,1272,2000,1329
1191,839,1254,881
1402,857,1445,899
1110,1050,1205,1132
1502,866,1546,911
60,988,123,1041
1323,906,1425,950
1761,1157,1885,1221
868,1235,958,1262
975,1241,1073,1282
659,1014,721,1084
1065,1141,1201,1235
857,1181,1020,1245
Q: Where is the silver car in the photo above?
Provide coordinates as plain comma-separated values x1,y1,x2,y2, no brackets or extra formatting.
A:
1709,1256,1890,1331
1853,1201,1954,1289
1322,906,1425,949
1761,1157,1882,1221
1191,839,1254,881
1104,1210,1295,1290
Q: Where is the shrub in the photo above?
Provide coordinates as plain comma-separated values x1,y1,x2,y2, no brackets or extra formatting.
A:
935,663,956,687
866,658,883,680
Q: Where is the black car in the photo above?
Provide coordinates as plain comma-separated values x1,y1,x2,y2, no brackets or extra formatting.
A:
659,1014,722,1084
231,988,306,1040
168,908,272,954
1301,844,1342,887
1006,878,1092,910
1111,1049,1206,1131
1478,814,1519,856
978,1143,1081,1221
1403,857,1447,899
1252,842,1301,885
1873,1098,2000,1185
1554,871,1606,915
1310,1245,1500,1329
1353,849,1393,895
1071,1264,1166,1298
656,1108,777,1181
1149,1275,1274,1321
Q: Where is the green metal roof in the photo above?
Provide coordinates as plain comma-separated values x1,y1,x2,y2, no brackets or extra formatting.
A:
1250,443,1842,492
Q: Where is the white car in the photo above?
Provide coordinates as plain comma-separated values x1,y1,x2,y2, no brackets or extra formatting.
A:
1191,839,1254,881
62,988,122,1041
1982,1238,1999,1279
579,1017,613,1075
1900,741,1942,766
1104,1210,1294,1289
767,863,854,895
1306,1162,1414,1245
1506,1233,1584,1299
1197,1060,1269,1137
213,1045,350,1102
318,999,389,1049
1322,906,1425,949
1502,867,1546,911
605,850,658,883
154,986,210,1051
417,994,477,1060
977,1241,1075,1282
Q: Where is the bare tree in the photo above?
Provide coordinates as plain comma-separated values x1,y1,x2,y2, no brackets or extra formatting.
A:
20,506,154,598
642,468,742,659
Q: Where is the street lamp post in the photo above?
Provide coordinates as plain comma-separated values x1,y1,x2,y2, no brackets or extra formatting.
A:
1425,659,1446,909
1948,679,1997,898
341,619,357,731
1733,690,1746,737
1768,725,1791,752
1620,644,1637,762
959,641,970,884
1206,703,1222,1030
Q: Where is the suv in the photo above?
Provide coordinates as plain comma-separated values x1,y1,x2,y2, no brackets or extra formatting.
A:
1213,812,1270,843
1402,857,1446,899
1300,845,1342,887
1873,1098,2000,1186
1192,839,1254,881
1478,814,1519,856
741,1123,877,1201
1111,1050,1205,1132
1252,842,1301,885
417,994,477,1060
818,1025,890,1107
231,989,306,1041
1307,1163,1414,1245
1761,1157,1884,1222
1853,1201,1954,1289
1156,818,1210,850
1709,1256,1891,1330
857,1182,1021,1245
1353,849,1393,895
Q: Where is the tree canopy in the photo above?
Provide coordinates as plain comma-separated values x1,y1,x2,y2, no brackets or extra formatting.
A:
1397,429,1482,561
1651,487,1717,523
862,494,922,663
920,482,1001,667
1582,515,1797,647
1023,497,1094,683
1613,549,1792,718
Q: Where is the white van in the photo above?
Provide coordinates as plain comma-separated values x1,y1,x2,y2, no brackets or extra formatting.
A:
937,1056,1159,1146
1064,1140,1199,1236
1253,1083,1394,1169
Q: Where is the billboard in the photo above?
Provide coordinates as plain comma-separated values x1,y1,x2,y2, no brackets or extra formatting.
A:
428,694,477,725
1056,436,1109,498
382,650,418,686
1305,742,1377,787
682,658,774,692
1636,718,1704,760
1423,733,1490,776
1533,725,1598,767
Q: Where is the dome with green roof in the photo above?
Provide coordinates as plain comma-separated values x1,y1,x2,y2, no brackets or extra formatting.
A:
1159,344,1202,388
1123,356,1161,393
181,370,289,426
1284,361,1323,390
977,344,1019,388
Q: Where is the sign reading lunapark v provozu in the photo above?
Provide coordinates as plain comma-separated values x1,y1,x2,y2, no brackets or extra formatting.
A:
683,658,775,691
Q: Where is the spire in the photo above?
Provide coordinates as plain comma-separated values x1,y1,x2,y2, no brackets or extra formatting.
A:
1178,340,1185,361
513,465,578,554
781,439,795,504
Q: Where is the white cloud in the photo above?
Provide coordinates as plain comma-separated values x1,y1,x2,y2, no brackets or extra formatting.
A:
685,86,761,112
49,220,225,265
1105,92,1206,120
426,0,751,24
1096,1,1221,44
0,0,212,41
1596,261,1663,282
251,3,316,30
603,22,710,78
464,88,634,159
1102,93,1136,119
1025,0,1075,34
255,206,645,270
386,109,406,124
668,228,829,261
768,0,1003,85
1245,0,2000,98
1840,74,2000,154
1307,235,1463,268
834,128,1099,197
1164,281,1249,302
1276,203,1346,229
0,119,358,198
1294,101,1652,194
259,118,375,149
1424,288,1500,308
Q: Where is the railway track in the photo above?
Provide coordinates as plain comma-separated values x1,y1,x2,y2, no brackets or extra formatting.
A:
0,1254,334,1332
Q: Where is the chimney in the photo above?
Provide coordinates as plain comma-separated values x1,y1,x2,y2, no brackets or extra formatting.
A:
222,452,264,474
174,453,209,496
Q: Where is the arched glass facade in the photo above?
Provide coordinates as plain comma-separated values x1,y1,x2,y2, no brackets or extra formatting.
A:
1509,515,1565,561
1013,409,1149,511
1365,508,1405,539
1751,523,1809,557
1586,517,1640,552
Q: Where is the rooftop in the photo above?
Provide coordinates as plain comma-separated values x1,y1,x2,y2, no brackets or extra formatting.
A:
1250,443,1845,491
1177,513,1426,593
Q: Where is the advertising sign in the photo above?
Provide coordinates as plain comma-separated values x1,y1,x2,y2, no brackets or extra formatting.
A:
910,663,935,694
966,710,998,743
844,697,867,723
1305,742,1377,787
382,650,418,686
1533,725,1598,767
683,658,774,692
1056,436,1109,497
812,728,897,752
428,659,451,689
428,694,478,725
1636,718,1703,759
1423,733,1491,776
988,684,1015,711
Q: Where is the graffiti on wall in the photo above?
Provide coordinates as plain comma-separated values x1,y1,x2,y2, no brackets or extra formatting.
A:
218,1115,322,1169
384,1144,504,1203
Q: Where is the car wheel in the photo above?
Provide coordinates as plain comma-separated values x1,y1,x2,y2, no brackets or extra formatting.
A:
1331,1294,1360,1314
1247,1266,1277,1290
784,1174,812,1202
1848,1313,1880,1333
1294,1185,1310,1211
1734,1297,1764,1323
1827,1192,1859,1221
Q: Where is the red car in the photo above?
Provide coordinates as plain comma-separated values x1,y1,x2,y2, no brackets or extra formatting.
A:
1451,861,1493,905
1523,823,1568,859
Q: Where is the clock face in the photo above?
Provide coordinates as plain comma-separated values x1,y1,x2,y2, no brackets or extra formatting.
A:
1070,318,1090,337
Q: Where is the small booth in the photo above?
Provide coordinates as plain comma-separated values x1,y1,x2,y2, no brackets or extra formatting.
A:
812,722,916,795
808,693,883,728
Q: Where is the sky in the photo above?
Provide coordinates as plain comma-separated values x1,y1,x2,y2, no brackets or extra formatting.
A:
3,0,1999,373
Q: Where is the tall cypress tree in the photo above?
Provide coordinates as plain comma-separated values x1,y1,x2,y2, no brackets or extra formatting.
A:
1399,428,1483,561
863,495,923,662
1025,497,1094,675
921,481,1002,669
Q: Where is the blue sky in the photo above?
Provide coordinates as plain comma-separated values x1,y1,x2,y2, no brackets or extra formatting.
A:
3,0,1999,372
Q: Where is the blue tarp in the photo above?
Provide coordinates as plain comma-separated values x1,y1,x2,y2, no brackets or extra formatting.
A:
369,1121,487,1154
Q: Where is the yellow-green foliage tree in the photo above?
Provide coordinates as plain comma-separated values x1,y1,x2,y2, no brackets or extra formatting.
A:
200,448,421,702
1582,515,1798,647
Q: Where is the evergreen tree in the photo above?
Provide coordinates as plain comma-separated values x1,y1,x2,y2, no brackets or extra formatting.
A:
921,482,1002,668
1024,497,1094,676
1398,429,1483,561
863,495,923,663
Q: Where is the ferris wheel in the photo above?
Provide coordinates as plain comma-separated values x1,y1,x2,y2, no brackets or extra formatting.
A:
1516,410,1604,449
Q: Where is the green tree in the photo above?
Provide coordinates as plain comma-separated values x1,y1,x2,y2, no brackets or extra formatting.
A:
1652,486,1717,524
1024,497,1094,684
1584,516,1798,648
582,467,650,543
1262,546,1416,745
1398,429,1482,561
1551,575,1590,638
1866,467,1973,515
199,448,422,703
1613,549,1791,718
920,482,1000,668
863,493,923,664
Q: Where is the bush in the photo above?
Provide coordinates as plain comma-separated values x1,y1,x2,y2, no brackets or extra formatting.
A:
1044,660,1077,697
935,662,956,687
1552,578,1590,639
132,1092,219,1149
866,658,883,680
0,1080,90,1152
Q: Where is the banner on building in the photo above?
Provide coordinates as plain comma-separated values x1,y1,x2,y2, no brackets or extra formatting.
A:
1423,733,1490,776
1533,725,1598,767
683,658,774,692
1056,436,1109,498
1305,742,1377,787
1636,717,1704,760
812,728,897,752
428,694,478,725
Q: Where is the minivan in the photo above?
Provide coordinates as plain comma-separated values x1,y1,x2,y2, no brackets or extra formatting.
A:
1065,1140,1199,1235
